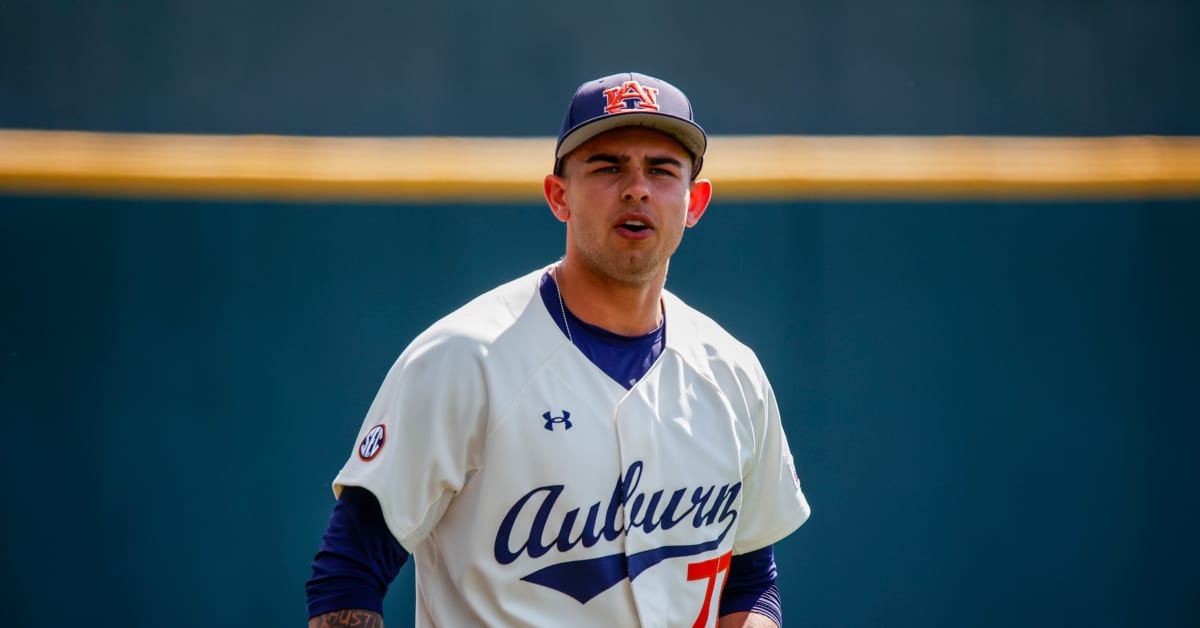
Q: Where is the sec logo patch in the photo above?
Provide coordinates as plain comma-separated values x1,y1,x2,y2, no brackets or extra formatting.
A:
358,424,386,461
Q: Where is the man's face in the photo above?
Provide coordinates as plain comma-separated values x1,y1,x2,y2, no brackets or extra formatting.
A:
553,126,709,287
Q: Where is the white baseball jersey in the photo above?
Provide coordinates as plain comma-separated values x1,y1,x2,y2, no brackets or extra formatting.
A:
333,266,811,627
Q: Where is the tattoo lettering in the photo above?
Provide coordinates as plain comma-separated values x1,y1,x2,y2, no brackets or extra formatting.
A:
310,609,383,628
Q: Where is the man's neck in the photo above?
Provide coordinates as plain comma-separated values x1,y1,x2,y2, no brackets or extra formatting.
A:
554,259,666,337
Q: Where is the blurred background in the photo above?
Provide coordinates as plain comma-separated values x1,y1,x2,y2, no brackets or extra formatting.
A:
2,1,1198,626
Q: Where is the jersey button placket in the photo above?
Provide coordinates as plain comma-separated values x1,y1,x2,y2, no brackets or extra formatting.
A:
611,385,656,625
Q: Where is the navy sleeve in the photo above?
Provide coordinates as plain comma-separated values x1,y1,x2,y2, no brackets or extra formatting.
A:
719,545,782,625
306,486,410,618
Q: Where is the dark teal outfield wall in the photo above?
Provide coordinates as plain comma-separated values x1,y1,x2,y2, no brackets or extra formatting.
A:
2,0,1197,136
2,197,1197,626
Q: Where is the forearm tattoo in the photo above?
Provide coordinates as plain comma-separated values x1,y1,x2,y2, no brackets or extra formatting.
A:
310,609,383,627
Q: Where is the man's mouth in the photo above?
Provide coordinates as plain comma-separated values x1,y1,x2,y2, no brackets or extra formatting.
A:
621,220,650,232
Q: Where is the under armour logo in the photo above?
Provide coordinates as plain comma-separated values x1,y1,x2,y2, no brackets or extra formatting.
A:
603,81,660,114
543,410,572,431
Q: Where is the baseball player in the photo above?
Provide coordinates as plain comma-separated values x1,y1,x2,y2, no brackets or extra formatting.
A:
306,72,811,628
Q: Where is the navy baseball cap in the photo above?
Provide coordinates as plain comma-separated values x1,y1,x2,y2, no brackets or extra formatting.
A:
554,72,707,177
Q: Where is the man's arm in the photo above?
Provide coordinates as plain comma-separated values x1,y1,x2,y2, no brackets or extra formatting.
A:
306,488,408,623
719,546,783,626
308,609,383,627
719,611,779,628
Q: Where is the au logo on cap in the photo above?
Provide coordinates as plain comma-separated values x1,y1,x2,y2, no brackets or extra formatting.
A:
603,81,660,114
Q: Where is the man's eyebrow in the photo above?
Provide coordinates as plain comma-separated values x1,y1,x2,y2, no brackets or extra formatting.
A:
647,156,685,169
584,153,622,165
582,154,685,168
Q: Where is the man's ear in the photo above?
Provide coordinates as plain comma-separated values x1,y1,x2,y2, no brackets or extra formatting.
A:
544,174,570,223
685,178,713,227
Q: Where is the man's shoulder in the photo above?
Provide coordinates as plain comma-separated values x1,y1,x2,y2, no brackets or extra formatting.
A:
404,267,546,357
663,290,762,370
440,268,541,330
369,267,553,410
663,291,777,412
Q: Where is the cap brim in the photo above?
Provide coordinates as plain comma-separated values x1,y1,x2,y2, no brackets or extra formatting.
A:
555,112,707,161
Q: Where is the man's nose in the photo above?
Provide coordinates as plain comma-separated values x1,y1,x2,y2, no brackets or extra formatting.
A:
621,170,650,202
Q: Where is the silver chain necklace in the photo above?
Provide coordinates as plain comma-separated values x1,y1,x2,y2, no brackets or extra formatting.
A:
553,265,573,343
